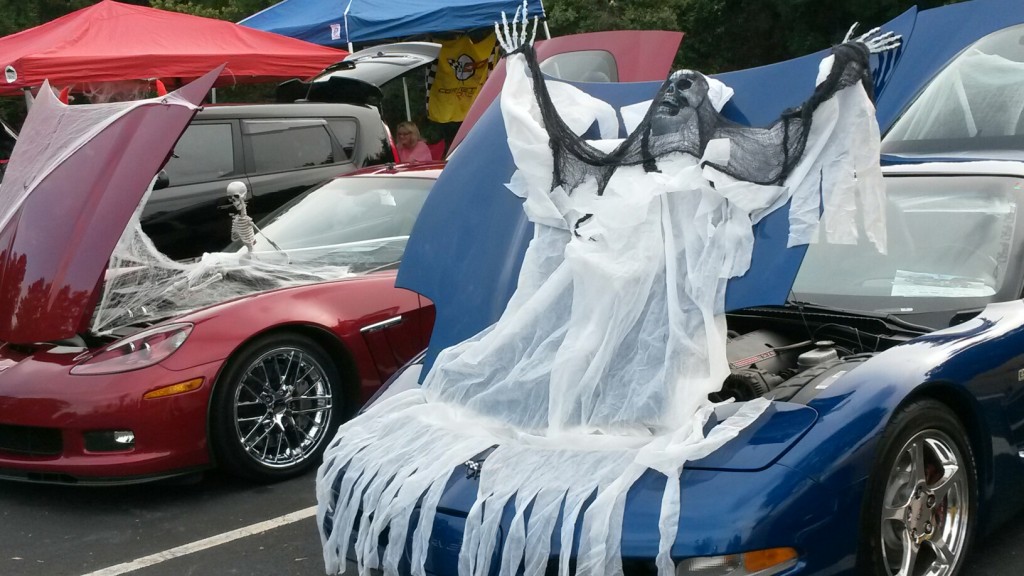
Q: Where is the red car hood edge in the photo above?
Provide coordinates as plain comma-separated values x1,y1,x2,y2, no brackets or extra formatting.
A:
0,68,222,345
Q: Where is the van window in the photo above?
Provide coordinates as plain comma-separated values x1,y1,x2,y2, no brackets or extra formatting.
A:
244,119,336,173
164,123,235,185
328,119,358,161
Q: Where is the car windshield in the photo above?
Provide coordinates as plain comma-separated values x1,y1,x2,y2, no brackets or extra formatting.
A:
881,24,1024,159
791,173,1024,325
96,173,433,334
228,175,432,272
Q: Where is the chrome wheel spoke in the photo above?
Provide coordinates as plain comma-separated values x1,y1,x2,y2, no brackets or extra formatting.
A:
907,440,927,486
882,502,906,523
295,362,317,384
238,414,269,423
295,393,332,403
246,425,273,453
927,536,955,570
291,405,331,416
240,378,264,400
240,414,269,442
929,464,961,504
897,531,919,576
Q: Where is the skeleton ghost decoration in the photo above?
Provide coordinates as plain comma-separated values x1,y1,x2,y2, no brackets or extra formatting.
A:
226,180,256,255
317,8,899,576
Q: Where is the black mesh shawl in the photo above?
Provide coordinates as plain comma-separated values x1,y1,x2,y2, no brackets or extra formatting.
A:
510,42,873,196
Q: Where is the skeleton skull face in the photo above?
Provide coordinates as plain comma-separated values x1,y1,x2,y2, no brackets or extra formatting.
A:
651,70,710,136
226,180,248,211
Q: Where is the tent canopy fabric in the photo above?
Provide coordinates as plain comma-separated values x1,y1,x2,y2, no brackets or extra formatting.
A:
0,0,348,96
240,0,545,48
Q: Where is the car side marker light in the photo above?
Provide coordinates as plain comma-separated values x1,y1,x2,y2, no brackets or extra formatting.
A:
676,547,798,575
143,377,204,400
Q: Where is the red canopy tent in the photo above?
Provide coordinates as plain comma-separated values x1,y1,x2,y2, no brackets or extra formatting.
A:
0,0,348,97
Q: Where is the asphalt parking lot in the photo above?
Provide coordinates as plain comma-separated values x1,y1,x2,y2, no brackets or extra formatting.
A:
0,471,325,576
0,469,1020,576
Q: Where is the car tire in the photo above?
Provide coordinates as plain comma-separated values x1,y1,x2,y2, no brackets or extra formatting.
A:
858,398,976,576
210,332,343,482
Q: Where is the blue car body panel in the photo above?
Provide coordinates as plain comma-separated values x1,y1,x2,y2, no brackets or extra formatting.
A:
373,0,1024,573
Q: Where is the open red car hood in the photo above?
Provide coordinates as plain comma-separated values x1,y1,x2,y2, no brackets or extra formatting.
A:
0,68,220,344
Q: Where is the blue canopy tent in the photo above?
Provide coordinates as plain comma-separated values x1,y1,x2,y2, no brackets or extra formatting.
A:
240,0,546,50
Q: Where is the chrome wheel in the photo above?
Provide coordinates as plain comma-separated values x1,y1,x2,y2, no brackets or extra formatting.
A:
232,345,334,470
878,429,969,576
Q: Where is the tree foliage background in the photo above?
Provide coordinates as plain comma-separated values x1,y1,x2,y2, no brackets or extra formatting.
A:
0,0,965,131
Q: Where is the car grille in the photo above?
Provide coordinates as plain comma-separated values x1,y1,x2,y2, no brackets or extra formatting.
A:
0,424,62,456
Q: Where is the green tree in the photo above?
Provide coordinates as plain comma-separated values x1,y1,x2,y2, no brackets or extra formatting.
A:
149,0,275,21
544,0,962,73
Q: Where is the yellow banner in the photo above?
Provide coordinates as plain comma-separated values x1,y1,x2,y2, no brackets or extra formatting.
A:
428,33,496,123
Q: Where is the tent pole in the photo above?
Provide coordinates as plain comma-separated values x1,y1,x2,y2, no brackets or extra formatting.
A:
543,21,551,39
211,88,217,103
23,87,33,110
402,77,411,121
348,42,354,52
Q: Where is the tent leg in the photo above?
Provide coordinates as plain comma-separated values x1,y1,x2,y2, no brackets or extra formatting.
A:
23,87,34,110
543,21,551,39
211,88,217,104
403,77,411,121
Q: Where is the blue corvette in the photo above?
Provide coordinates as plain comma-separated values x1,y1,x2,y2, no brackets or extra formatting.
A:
322,1,1024,574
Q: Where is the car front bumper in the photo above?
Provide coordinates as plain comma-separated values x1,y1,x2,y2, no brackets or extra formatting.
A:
0,350,223,484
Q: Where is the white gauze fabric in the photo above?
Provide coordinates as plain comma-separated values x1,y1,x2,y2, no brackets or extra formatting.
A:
0,81,196,234
318,48,884,576
886,49,1024,142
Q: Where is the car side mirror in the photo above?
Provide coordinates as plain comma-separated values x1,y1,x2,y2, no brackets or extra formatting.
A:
153,169,170,190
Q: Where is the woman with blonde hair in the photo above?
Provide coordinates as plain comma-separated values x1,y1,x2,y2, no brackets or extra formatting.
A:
395,120,432,162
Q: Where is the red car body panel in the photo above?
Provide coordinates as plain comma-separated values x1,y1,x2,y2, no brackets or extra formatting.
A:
0,271,433,483
0,69,220,345
0,161,440,484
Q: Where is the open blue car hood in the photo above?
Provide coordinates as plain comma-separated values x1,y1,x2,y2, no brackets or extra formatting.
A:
399,0,1024,372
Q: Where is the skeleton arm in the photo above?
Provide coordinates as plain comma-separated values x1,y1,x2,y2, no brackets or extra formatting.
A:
843,23,902,53
495,3,619,228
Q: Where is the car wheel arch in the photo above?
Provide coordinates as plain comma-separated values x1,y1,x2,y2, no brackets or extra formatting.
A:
204,323,362,465
855,392,981,575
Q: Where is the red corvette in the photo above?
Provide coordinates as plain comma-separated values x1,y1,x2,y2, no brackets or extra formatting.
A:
0,74,436,484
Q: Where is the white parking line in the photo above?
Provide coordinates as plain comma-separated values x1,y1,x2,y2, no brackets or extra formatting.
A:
79,506,317,576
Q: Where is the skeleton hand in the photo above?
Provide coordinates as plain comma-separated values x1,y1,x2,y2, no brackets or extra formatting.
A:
495,0,538,55
843,22,902,53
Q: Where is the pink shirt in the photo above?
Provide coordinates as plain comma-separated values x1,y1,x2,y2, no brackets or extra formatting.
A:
398,140,433,163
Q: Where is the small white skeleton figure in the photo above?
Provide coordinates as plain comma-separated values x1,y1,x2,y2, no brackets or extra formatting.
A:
226,180,256,255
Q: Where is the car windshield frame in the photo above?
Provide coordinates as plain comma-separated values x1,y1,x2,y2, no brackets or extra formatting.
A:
790,172,1024,327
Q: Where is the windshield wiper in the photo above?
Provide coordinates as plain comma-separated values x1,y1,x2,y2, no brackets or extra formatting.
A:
784,299,933,335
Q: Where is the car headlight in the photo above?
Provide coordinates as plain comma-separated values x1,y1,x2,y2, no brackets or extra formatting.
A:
676,548,798,575
71,323,194,375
